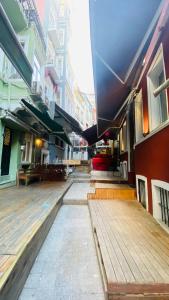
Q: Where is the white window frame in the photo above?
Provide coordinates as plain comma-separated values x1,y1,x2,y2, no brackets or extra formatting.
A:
136,175,149,211
21,134,33,163
59,29,65,47
57,55,64,78
147,44,168,131
32,55,41,82
151,179,169,233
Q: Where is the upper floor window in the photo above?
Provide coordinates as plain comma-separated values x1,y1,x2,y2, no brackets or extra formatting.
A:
32,55,40,82
57,55,64,78
120,121,127,152
59,29,65,46
134,89,143,142
59,4,65,17
147,45,168,131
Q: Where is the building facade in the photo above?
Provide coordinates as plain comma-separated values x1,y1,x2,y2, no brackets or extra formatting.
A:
112,1,169,229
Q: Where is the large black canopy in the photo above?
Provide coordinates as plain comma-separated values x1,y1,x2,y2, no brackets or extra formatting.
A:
89,0,164,136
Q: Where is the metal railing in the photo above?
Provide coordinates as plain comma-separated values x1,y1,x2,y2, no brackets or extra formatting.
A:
18,0,46,48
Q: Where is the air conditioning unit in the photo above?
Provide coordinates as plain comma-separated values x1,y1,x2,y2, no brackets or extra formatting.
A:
32,81,43,97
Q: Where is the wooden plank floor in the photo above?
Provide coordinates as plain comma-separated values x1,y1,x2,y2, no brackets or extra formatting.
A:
0,181,70,300
88,183,136,200
89,200,169,299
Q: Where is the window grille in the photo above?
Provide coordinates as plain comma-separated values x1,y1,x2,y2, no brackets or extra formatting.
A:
159,187,169,227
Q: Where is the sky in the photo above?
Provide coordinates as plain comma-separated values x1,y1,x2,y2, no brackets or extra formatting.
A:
69,0,94,94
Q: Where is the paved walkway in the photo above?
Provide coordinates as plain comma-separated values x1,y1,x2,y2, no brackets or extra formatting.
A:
19,205,105,300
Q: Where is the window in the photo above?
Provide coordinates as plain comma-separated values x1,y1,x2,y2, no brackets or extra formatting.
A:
32,55,41,82
136,175,148,211
59,4,65,17
21,134,33,163
57,56,63,78
138,179,146,209
135,90,143,142
147,46,168,131
152,180,169,228
120,121,127,152
59,29,65,46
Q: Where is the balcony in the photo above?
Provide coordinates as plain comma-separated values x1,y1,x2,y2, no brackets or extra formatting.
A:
0,4,33,87
30,80,48,111
45,57,59,84
0,0,28,32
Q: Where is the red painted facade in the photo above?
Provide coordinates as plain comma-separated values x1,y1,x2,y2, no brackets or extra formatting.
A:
134,5,169,213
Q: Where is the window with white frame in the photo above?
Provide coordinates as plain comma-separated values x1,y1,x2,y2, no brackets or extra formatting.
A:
9,38,26,80
32,55,41,82
147,46,168,131
59,29,65,47
135,90,143,142
120,121,127,152
59,4,65,17
57,55,64,78
152,180,169,228
136,175,148,211
21,133,33,163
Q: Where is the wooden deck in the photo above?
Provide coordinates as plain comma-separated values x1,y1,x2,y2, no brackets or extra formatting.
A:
88,183,136,200
89,200,169,299
0,181,71,300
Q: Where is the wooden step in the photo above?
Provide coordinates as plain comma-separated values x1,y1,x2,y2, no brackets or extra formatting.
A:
88,183,136,200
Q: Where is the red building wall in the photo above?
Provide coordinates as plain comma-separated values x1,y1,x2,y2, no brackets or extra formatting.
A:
134,13,169,213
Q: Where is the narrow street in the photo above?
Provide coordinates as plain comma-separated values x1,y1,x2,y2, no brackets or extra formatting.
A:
19,188,105,300
1,0,169,299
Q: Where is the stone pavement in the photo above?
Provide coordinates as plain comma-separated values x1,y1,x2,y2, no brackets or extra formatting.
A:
19,205,105,300
63,182,95,205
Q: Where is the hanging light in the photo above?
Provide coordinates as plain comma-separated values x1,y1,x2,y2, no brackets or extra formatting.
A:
35,138,43,148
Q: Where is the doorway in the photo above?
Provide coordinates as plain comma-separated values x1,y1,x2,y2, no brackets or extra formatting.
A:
1,128,12,176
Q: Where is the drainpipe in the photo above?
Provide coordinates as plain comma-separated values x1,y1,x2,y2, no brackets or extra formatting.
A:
153,78,169,97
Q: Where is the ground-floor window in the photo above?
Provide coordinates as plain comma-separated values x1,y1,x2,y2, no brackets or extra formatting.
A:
136,175,148,211
158,187,169,227
138,179,146,209
152,180,169,229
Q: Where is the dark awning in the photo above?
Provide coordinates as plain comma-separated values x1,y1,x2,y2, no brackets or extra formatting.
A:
21,99,71,145
0,4,33,88
83,125,120,146
55,103,83,135
90,0,163,136
1,111,41,135
82,98,130,145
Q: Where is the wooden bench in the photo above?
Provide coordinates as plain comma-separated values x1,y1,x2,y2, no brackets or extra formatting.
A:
17,164,67,186
17,169,41,186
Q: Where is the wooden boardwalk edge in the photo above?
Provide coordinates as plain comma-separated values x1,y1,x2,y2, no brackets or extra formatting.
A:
0,182,72,300
88,200,169,300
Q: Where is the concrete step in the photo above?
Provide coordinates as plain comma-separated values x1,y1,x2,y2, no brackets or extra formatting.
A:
63,182,95,205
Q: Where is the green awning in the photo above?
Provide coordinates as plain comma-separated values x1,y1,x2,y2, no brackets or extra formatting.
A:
21,99,71,145
55,103,82,134
0,4,33,87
